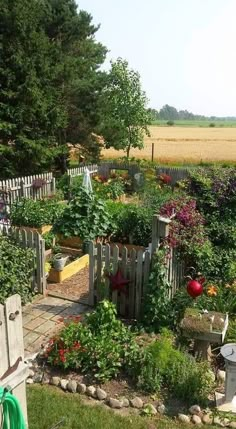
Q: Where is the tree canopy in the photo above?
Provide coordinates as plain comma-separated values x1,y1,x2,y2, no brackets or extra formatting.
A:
99,58,150,158
0,0,107,177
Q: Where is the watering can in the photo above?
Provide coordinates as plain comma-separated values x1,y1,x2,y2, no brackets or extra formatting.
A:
53,254,69,271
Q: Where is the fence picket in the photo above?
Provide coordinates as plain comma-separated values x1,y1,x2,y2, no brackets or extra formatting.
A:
129,249,137,318
120,246,128,316
111,245,119,307
135,251,143,320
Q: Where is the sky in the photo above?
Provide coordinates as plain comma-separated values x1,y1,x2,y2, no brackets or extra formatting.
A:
76,0,236,117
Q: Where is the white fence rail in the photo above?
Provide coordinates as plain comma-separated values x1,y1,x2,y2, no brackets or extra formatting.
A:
67,164,98,178
0,173,56,202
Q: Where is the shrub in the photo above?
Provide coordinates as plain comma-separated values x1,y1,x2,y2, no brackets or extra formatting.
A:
166,120,174,126
134,331,214,404
209,122,215,127
43,230,56,250
112,204,152,246
46,301,139,382
94,178,125,200
54,188,114,241
10,198,65,228
142,249,174,332
0,236,34,303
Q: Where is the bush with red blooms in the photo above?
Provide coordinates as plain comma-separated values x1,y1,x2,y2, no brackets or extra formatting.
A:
45,301,139,382
159,173,172,185
159,197,209,256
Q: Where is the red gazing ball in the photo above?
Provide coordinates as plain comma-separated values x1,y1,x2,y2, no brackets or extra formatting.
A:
187,280,203,298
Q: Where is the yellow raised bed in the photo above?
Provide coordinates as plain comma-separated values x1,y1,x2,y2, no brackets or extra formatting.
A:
48,254,89,283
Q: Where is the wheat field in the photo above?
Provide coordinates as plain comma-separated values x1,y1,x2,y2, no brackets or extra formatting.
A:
102,126,236,163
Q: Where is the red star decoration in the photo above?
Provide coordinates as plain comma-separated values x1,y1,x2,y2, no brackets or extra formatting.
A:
107,269,130,295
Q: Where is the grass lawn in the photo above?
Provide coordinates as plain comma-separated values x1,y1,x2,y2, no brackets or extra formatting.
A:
27,385,217,429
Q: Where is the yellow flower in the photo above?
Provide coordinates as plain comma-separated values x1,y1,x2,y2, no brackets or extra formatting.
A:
207,285,217,297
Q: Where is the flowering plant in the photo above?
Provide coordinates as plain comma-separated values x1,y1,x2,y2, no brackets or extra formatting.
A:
160,197,208,253
159,173,172,185
45,301,139,382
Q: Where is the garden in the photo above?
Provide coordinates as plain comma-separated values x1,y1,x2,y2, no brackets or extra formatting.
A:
4,163,235,426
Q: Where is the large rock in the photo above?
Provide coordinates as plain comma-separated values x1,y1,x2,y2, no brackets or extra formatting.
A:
192,414,202,425
86,385,97,398
178,414,191,424
50,377,61,387
26,378,34,384
67,380,77,393
60,379,68,391
96,388,107,401
130,397,143,409
144,404,157,415
202,414,213,425
77,383,86,394
217,370,226,383
121,398,129,408
109,398,123,409
157,404,166,415
189,405,201,415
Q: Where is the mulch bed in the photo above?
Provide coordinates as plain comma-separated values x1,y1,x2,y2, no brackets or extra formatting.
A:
47,267,89,304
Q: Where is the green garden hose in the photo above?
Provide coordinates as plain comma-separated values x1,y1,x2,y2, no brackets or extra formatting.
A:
0,387,26,429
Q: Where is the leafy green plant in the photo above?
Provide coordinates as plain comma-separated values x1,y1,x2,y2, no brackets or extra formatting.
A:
133,331,214,404
10,198,65,228
112,204,152,246
142,249,175,331
43,231,56,250
46,300,139,382
0,236,34,303
54,188,114,241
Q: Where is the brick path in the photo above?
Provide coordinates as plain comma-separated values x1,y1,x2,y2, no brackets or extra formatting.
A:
23,296,88,356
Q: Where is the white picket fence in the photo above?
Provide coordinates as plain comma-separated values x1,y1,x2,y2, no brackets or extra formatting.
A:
67,164,98,178
0,295,28,427
0,172,56,202
1,227,46,295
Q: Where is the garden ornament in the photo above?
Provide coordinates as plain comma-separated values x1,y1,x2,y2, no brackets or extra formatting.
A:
82,168,93,193
107,269,130,295
185,267,205,298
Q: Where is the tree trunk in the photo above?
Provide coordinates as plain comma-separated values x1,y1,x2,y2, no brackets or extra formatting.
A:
126,145,131,158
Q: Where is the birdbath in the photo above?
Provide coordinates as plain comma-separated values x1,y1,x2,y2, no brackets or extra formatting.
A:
180,308,228,360
215,343,236,413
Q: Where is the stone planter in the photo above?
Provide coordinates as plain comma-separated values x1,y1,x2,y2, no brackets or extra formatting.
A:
48,254,89,283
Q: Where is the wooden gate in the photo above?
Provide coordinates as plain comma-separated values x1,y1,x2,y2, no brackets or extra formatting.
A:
89,242,151,319
0,295,28,426
89,215,185,318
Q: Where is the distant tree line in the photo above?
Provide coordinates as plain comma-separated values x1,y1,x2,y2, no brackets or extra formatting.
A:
148,104,236,122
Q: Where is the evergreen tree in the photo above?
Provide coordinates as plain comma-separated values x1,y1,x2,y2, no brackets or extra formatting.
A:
0,0,107,177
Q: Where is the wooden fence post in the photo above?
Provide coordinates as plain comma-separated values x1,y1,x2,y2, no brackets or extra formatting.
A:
20,180,26,198
89,241,95,306
0,295,29,427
